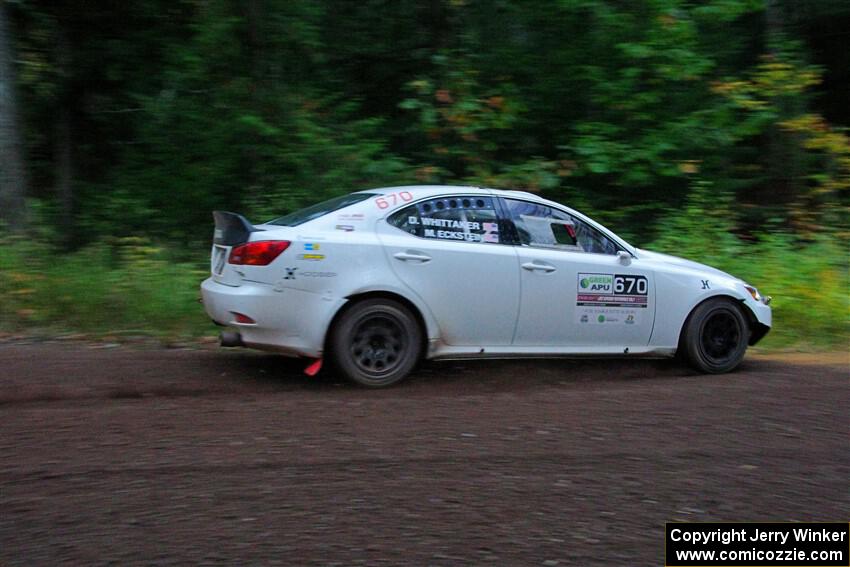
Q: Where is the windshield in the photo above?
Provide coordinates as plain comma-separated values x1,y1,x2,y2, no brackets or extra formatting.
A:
266,193,376,226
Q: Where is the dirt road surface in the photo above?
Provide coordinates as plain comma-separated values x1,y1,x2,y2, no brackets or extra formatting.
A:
1,344,847,566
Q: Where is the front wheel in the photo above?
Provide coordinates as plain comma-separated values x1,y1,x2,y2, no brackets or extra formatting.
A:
329,299,423,387
682,298,749,373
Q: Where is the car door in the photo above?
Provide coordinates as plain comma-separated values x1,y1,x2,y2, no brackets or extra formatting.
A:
503,198,656,348
375,195,520,346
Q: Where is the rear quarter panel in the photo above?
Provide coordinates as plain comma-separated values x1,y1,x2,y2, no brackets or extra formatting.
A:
247,200,441,348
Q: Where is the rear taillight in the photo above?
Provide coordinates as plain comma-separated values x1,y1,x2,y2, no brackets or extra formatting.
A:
228,240,290,266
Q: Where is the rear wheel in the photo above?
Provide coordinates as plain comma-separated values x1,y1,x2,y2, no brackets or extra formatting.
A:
682,298,749,373
329,299,422,387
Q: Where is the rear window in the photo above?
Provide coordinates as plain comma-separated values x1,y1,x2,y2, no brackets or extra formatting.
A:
266,193,375,226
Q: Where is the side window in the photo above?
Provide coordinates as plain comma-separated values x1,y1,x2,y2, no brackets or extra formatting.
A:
504,199,618,255
388,197,502,244
388,205,420,236
573,220,618,255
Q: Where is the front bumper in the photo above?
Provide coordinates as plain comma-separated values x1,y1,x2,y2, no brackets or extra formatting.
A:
200,277,342,358
744,297,772,346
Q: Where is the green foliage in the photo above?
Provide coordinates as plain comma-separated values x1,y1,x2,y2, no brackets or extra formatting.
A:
649,187,849,348
5,0,850,349
399,50,528,183
0,235,212,339
11,0,849,239
241,101,413,222
712,54,850,234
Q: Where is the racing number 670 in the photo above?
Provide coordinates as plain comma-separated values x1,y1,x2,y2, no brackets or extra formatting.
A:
614,275,647,295
376,191,414,210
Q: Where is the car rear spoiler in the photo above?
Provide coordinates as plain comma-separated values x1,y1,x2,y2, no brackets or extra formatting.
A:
212,211,262,246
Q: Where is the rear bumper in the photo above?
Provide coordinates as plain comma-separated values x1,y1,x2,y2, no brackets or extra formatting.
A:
200,277,342,358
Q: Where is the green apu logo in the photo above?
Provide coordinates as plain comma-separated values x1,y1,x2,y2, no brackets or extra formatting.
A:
580,274,613,291
597,314,605,323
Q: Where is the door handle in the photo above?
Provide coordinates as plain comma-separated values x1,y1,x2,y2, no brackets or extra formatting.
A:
394,251,432,263
522,261,556,273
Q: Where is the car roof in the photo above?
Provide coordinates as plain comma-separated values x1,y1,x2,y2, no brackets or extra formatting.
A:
358,185,490,197
358,185,541,200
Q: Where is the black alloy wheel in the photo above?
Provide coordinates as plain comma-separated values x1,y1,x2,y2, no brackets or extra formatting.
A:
682,298,749,373
350,314,406,375
330,299,423,387
700,310,741,363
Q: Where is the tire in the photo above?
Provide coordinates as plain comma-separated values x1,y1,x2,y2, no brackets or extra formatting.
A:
682,298,749,374
329,298,423,387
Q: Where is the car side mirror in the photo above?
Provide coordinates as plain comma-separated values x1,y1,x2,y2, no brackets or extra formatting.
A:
617,250,632,266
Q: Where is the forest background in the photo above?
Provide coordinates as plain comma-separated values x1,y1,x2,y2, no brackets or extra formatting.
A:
0,0,847,349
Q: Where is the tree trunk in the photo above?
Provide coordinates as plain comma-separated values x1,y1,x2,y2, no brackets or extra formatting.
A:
55,103,73,243
245,0,263,199
763,0,803,210
765,0,782,48
55,25,74,245
0,2,27,230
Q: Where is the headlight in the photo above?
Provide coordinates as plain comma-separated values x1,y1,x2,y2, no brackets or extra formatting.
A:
744,284,761,301
744,284,771,305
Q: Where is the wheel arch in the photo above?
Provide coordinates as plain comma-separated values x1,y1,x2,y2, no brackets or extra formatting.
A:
676,293,762,351
323,290,434,359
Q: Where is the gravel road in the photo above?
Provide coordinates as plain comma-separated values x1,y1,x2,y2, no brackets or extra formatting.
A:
1,344,847,566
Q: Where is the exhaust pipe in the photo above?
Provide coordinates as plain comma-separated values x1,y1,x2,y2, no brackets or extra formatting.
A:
219,331,244,348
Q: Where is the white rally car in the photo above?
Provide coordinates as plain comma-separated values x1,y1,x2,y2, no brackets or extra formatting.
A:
201,186,771,387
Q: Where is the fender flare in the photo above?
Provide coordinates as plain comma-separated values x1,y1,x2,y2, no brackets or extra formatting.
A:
322,284,442,355
674,292,759,349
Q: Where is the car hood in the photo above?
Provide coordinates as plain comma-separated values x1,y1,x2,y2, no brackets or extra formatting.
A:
635,248,738,281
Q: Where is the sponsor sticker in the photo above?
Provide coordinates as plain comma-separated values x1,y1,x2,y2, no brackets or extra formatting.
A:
579,273,613,293
304,243,320,251
482,222,500,243
335,225,355,232
577,307,641,325
577,272,648,308
299,254,324,261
